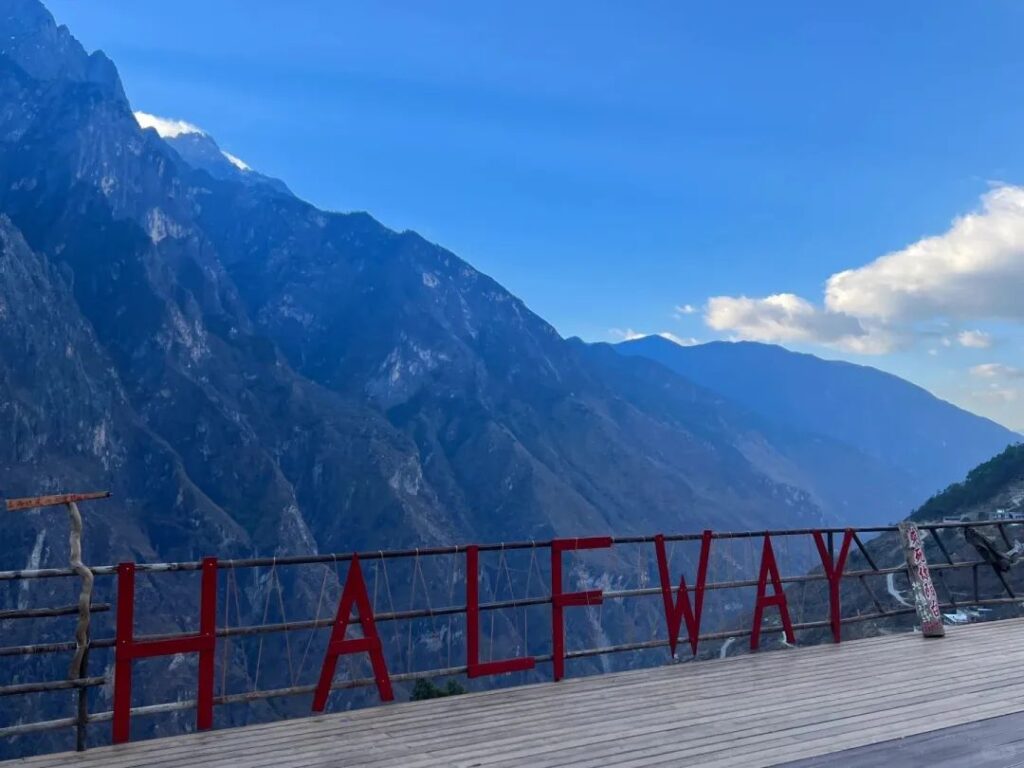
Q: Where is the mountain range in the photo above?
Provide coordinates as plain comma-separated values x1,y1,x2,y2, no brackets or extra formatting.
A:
618,336,1020,526
0,0,1019,754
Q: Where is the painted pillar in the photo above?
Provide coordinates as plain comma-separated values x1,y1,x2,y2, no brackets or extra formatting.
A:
898,522,945,637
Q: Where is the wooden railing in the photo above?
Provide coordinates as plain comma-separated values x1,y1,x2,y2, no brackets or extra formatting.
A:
2,501,1023,757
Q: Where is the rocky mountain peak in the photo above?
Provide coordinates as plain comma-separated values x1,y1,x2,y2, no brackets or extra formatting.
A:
0,0,124,95
134,110,292,195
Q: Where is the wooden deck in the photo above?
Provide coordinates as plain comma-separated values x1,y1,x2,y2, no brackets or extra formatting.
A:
779,710,1024,767
9,618,1024,767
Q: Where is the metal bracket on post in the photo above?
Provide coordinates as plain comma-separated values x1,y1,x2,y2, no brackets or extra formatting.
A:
898,522,945,638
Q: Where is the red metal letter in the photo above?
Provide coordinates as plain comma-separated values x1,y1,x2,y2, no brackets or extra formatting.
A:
551,537,613,682
655,530,712,657
312,554,393,711
112,557,218,744
812,529,854,644
465,546,536,678
750,536,795,651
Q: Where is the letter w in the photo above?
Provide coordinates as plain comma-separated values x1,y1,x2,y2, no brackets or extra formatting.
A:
655,530,712,657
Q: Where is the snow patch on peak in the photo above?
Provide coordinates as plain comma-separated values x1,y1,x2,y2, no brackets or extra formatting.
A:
221,150,251,172
134,111,205,139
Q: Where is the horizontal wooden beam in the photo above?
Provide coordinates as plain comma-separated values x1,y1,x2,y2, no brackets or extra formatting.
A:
4,491,111,512
0,603,111,621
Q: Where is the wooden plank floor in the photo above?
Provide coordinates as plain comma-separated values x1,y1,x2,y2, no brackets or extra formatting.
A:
778,710,1024,767
8,618,1024,768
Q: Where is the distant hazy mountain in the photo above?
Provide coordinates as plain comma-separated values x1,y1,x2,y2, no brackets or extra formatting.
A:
617,336,1021,517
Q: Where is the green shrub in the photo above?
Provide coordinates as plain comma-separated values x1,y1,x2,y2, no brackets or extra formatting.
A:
410,678,466,701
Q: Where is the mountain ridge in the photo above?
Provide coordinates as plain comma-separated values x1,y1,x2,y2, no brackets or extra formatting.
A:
617,335,1020,514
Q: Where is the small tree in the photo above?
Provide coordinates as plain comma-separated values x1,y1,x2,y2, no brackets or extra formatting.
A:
410,678,466,701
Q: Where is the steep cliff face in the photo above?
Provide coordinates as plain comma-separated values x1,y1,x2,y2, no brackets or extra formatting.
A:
0,0,829,567
0,211,242,558
0,1,459,562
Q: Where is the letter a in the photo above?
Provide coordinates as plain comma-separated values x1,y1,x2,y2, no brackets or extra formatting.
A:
750,535,795,651
312,554,393,710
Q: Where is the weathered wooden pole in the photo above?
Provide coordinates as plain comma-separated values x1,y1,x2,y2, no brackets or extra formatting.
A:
3,490,111,750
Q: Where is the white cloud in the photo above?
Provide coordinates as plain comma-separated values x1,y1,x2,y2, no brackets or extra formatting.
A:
134,111,205,139
674,304,698,316
825,186,1024,323
970,363,1023,379
704,185,1024,355
957,330,993,349
704,293,897,354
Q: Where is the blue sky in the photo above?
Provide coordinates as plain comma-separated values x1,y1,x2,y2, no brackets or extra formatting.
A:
48,1,1024,431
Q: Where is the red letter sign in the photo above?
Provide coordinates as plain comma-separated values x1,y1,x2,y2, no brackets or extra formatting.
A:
112,558,217,744
312,554,393,710
655,530,712,658
465,545,536,678
750,535,795,651
551,537,612,681
812,529,854,643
